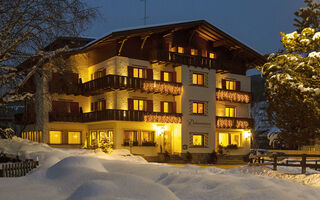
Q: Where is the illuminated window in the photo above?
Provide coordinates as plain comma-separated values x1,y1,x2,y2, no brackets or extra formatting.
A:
141,131,155,145
192,73,204,85
163,72,170,82
192,135,203,146
191,49,198,55
169,46,177,52
192,102,204,114
209,52,215,59
123,131,138,145
219,133,229,147
225,107,236,117
178,46,184,54
219,132,241,147
133,99,146,111
68,132,81,144
164,102,169,113
226,80,236,90
133,67,145,78
49,131,62,144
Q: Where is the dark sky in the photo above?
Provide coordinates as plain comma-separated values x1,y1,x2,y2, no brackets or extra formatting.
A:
85,0,306,75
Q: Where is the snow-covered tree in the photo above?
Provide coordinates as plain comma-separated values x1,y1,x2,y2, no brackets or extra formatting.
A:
258,28,320,147
0,0,96,107
294,0,320,32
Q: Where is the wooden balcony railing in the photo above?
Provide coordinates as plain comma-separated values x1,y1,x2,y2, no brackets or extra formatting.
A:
49,75,182,96
216,88,252,104
49,110,182,123
14,113,36,125
155,51,217,69
216,116,253,129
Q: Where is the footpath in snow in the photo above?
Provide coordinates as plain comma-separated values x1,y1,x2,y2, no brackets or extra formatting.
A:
1,137,320,200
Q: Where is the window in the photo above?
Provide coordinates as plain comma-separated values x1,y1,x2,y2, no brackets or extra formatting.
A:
123,131,138,146
133,67,145,78
225,107,236,117
226,80,236,90
68,132,81,144
192,73,204,86
169,46,177,52
219,132,241,147
191,49,198,56
163,72,170,82
133,99,146,111
163,102,169,113
91,100,106,112
209,52,215,59
49,131,62,144
178,46,184,54
141,131,155,145
192,135,204,146
193,102,204,114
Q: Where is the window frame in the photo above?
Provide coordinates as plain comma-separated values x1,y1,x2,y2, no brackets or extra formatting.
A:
68,131,81,145
133,99,146,111
192,134,204,147
132,67,146,78
192,102,205,115
226,79,236,90
218,132,242,147
225,106,236,117
192,73,204,86
49,131,62,144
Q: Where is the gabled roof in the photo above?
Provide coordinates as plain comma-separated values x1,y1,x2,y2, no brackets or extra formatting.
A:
83,20,266,65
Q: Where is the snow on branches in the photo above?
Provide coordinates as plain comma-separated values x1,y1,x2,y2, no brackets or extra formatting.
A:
258,27,320,146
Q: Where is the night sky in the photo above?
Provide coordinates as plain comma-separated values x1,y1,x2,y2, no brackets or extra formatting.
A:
85,0,305,75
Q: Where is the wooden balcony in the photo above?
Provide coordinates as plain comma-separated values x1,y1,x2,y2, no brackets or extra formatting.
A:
216,116,253,129
14,113,36,125
81,75,182,96
49,110,182,123
153,51,216,69
216,88,252,104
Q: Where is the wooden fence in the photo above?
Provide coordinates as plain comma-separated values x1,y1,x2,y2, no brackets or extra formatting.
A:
0,160,39,177
249,153,320,174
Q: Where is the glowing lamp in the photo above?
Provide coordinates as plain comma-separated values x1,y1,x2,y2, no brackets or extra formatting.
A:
243,130,251,139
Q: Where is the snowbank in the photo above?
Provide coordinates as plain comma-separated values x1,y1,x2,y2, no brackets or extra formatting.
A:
1,138,320,200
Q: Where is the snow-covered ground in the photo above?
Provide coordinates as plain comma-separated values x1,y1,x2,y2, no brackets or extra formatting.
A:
1,138,320,200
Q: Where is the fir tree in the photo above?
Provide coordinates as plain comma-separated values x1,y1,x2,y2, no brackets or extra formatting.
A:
258,28,320,148
294,0,320,32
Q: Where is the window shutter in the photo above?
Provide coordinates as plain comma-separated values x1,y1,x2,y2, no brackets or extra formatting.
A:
172,72,177,82
127,66,133,77
102,100,106,110
160,71,164,81
52,72,59,82
102,68,106,76
146,69,153,80
236,81,241,91
52,101,58,112
146,100,153,112
160,101,164,112
71,102,79,113
91,103,94,112
73,73,79,84
94,72,98,79
222,79,227,89
128,98,134,110
172,102,176,113
95,102,98,111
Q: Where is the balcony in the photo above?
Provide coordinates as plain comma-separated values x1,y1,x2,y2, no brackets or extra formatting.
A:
81,75,182,96
153,51,216,69
216,116,253,129
14,113,36,125
216,88,252,104
49,110,182,123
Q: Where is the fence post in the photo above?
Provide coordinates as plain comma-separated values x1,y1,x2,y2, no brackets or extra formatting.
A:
301,154,306,174
262,157,264,164
316,161,318,171
273,153,277,171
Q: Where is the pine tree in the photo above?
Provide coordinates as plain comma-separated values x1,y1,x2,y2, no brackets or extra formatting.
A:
294,0,320,32
258,28,320,148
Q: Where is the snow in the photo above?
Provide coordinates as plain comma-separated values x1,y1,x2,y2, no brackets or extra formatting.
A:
1,138,320,200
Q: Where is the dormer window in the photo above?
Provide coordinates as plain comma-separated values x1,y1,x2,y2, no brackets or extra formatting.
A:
209,52,215,59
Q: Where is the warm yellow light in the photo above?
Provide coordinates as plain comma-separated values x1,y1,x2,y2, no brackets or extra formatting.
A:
49,131,62,144
192,135,203,146
178,47,184,54
153,124,167,136
68,131,81,144
216,90,250,104
163,72,169,82
163,102,169,113
142,81,182,95
219,133,229,147
243,130,251,139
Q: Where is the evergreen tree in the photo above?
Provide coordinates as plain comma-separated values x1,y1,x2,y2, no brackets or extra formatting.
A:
258,28,320,147
294,0,320,32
